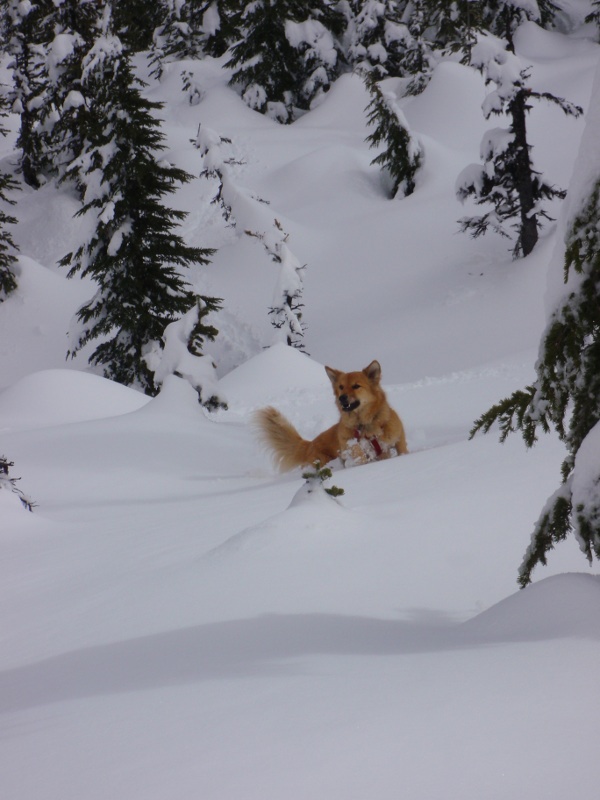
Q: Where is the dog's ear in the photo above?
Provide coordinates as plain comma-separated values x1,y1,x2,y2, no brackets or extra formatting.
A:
325,366,340,385
363,360,381,383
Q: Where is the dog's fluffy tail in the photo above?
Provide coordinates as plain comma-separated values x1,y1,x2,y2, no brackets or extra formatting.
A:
254,406,315,471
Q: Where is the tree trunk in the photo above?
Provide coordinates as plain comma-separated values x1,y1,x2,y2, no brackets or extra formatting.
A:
510,89,538,257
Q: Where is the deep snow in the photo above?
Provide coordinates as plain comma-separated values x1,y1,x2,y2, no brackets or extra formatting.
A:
1,13,600,800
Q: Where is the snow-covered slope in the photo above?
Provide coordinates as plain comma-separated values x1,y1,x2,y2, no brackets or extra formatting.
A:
1,18,599,800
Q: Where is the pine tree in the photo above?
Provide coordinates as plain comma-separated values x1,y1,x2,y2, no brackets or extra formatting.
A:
60,10,216,395
196,123,244,226
427,0,483,63
199,0,242,58
365,73,422,198
0,96,20,301
3,0,54,187
150,0,205,80
346,0,410,78
246,219,307,350
111,0,163,52
470,67,600,585
586,1,600,40
151,0,242,74
226,0,345,124
481,0,561,37
37,0,100,183
146,297,227,410
399,0,438,95
456,31,581,257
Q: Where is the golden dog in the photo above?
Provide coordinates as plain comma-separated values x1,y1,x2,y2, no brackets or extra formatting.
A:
255,360,408,470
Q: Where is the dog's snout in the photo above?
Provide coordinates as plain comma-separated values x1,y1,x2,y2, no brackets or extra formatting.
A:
339,394,349,406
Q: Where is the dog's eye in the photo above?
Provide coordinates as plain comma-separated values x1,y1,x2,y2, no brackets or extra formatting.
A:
352,384,361,390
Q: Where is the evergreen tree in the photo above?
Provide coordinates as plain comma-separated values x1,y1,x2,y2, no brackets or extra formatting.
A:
37,0,100,183
481,0,560,37
400,0,438,95
196,123,244,226
470,68,600,585
456,32,581,257
586,0,600,40
199,0,242,58
150,0,204,80
0,96,19,301
365,73,422,198
147,297,227,410
226,0,345,123
427,0,483,62
346,0,410,78
60,11,216,395
246,219,307,350
3,0,54,187
110,0,163,52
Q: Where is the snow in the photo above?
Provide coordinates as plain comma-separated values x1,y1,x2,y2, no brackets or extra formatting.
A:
1,15,600,800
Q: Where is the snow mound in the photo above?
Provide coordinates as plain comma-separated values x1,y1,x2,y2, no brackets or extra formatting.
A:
462,573,600,642
295,72,370,131
0,369,149,431
217,342,330,408
198,484,399,618
406,61,486,152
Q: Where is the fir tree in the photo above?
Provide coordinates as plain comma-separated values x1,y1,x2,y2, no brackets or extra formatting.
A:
470,71,600,585
111,0,163,52
0,96,19,301
427,0,483,63
196,123,244,226
586,1,600,40
37,0,100,183
346,0,410,78
456,32,581,257
400,0,438,95
246,219,307,350
151,0,242,74
481,0,561,37
226,0,345,124
3,0,54,187
199,0,242,58
150,0,205,80
147,297,227,410
365,73,422,198
60,12,216,396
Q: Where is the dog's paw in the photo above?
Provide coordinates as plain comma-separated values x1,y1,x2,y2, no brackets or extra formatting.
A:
340,439,374,468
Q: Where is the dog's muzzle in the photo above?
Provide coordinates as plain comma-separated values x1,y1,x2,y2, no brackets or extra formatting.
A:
339,395,360,412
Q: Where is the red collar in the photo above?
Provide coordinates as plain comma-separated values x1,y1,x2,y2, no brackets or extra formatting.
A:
354,428,383,457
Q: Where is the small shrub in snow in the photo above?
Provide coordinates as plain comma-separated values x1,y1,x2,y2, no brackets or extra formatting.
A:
302,461,345,498
0,457,35,511
146,298,227,411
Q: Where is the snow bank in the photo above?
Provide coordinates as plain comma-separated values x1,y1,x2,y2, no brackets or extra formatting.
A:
462,572,600,641
0,369,149,432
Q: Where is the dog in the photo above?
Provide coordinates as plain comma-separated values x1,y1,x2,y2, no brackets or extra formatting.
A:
255,360,408,470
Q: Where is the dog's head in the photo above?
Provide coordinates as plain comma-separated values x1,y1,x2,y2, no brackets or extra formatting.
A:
325,360,382,415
